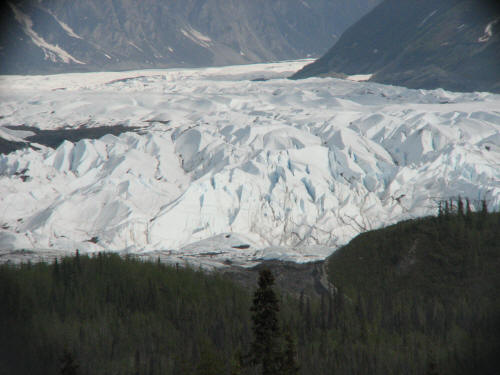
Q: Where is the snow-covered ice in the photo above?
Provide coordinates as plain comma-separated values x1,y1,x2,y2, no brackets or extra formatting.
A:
1,60,500,267
347,74,373,82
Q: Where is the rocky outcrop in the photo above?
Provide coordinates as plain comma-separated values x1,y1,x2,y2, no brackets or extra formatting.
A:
292,0,500,93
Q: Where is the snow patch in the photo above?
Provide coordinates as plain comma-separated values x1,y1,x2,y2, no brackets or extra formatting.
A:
347,74,373,82
181,26,212,48
46,8,83,39
478,19,499,43
128,41,143,52
300,1,311,9
419,10,437,28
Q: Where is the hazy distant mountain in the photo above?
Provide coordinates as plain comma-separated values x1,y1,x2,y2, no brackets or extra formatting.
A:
293,0,500,93
0,0,380,74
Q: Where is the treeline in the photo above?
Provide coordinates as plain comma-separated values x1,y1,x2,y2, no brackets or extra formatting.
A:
0,205,499,374
0,254,251,375
325,201,500,375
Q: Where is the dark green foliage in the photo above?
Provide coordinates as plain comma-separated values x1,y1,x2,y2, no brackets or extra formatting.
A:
0,254,251,375
426,351,439,375
0,208,498,375
326,208,500,375
281,329,300,375
457,196,464,216
195,341,225,375
59,351,79,375
250,269,282,375
249,270,301,375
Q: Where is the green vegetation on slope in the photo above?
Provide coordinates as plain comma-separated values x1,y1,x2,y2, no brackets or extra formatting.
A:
327,204,500,374
0,206,498,374
0,254,251,375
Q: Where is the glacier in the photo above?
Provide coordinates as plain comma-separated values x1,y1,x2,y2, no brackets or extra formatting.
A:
1,60,499,267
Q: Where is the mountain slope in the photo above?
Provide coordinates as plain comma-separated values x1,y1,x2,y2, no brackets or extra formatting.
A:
293,0,500,93
0,0,380,74
327,210,500,374
1,212,499,374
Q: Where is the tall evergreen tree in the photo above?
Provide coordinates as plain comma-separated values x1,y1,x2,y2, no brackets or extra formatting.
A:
281,329,300,375
458,196,464,217
444,201,450,216
250,269,282,375
465,198,473,224
481,199,488,215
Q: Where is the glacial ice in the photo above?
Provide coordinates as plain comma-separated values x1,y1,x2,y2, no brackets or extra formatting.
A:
0,60,499,267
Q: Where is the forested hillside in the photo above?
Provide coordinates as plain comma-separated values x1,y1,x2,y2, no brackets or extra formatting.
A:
0,254,251,374
0,206,499,374
327,202,500,374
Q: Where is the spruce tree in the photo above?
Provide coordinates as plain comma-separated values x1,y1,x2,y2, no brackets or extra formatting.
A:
458,196,464,216
481,199,488,215
465,198,472,224
250,269,282,375
444,201,450,216
281,329,300,375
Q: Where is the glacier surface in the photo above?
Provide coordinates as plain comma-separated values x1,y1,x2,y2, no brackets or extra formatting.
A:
1,60,499,267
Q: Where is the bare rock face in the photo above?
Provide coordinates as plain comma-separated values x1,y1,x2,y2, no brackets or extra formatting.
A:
0,0,380,74
293,0,500,93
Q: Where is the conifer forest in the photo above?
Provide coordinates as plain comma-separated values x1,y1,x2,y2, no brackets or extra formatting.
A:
0,205,499,375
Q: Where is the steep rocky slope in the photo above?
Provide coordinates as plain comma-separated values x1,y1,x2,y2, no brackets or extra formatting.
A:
0,0,380,74
293,0,500,93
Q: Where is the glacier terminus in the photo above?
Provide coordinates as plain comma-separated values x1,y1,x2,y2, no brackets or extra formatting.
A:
1,60,499,267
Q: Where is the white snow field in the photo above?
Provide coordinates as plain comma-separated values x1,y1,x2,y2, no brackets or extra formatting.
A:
1,60,500,267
